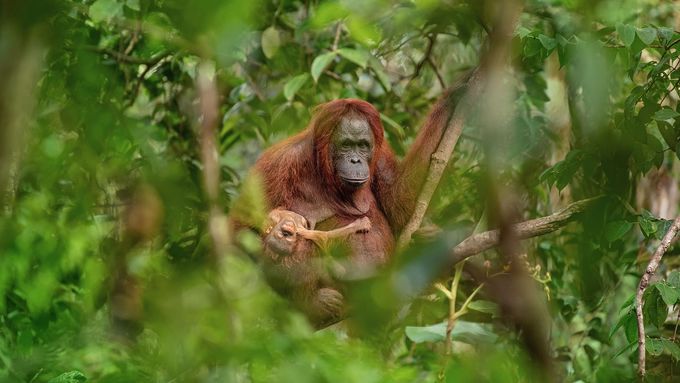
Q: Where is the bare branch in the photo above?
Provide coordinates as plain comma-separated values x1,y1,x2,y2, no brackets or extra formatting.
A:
450,197,600,263
635,216,680,377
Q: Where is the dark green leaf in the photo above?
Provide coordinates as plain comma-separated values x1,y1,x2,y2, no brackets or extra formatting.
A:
624,312,639,344
643,288,667,328
604,220,633,242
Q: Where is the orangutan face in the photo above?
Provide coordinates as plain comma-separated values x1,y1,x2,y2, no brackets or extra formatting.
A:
331,116,374,189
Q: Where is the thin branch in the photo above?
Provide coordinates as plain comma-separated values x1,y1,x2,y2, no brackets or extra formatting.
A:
450,197,600,263
635,216,680,377
83,46,168,65
411,34,436,81
427,56,446,88
331,22,343,51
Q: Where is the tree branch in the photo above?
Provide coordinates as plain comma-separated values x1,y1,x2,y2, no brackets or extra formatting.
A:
450,197,600,263
635,216,680,377
396,0,522,250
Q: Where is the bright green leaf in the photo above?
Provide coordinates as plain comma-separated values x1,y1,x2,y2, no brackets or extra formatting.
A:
261,27,281,59
89,0,123,24
47,371,87,383
126,0,139,11
337,48,370,68
310,52,337,82
283,73,310,101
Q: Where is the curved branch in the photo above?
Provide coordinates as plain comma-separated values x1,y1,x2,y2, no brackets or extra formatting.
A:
450,197,600,264
635,216,680,377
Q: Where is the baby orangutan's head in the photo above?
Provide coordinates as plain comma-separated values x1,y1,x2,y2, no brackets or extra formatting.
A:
264,209,309,256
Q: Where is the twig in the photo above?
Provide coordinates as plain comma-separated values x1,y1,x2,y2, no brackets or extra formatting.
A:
411,34,437,80
445,263,463,354
427,56,446,88
83,46,167,65
450,197,599,263
331,22,343,51
635,216,680,377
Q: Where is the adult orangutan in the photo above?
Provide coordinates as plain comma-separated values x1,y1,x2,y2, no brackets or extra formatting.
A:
249,80,466,327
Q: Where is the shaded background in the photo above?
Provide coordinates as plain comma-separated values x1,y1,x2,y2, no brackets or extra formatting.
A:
1,0,680,382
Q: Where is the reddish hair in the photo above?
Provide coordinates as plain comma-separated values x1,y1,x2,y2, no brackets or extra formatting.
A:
311,99,385,200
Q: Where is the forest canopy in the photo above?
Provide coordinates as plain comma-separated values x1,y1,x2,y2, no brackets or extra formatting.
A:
1,0,680,382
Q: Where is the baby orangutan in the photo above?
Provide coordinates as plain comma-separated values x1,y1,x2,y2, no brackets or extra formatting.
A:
264,208,371,257
260,208,371,327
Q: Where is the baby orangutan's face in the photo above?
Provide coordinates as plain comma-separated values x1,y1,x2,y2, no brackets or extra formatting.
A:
264,209,309,256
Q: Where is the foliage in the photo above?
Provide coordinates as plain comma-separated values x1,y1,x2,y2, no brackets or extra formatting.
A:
1,0,680,382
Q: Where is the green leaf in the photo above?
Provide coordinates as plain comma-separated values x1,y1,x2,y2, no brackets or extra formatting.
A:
637,27,657,45
405,320,497,344
654,282,680,306
310,52,337,82
662,338,680,361
125,0,139,11
643,288,667,328
380,113,404,139
337,48,370,68
516,26,531,39
623,311,639,344
668,271,680,289
610,309,634,340
658,27,674,45
647,337,664,356
89,0,123,24
639,210,659,239
467,300,499,316
617,24,636,47
604,220,633,242
48,371,87,383
657,121,678,151
538,35,556,51
283,74,310,101
653,107,680,121
405,322,446,343
261,27,281,59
